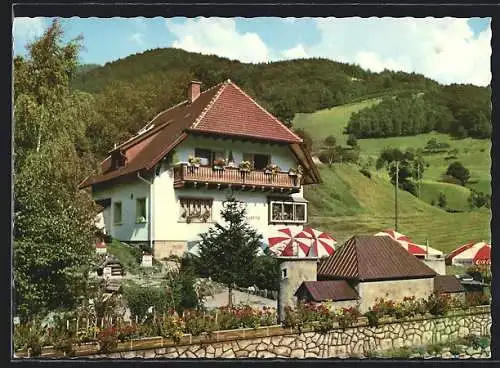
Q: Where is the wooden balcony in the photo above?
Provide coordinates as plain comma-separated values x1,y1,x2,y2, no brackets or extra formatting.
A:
173,164,301,192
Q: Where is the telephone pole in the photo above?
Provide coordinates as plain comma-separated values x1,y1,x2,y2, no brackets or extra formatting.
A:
417,162,421,198
395,160,399,231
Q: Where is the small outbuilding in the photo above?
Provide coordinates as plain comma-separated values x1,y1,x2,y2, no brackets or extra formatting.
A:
294,280,359,309
316,235,437,313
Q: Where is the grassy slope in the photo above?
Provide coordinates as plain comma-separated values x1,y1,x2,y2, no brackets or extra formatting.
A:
293,101,491,196
107,240,141,274
304,165,490,254
293,98,382,146
419,181,472,211
357,132,491,195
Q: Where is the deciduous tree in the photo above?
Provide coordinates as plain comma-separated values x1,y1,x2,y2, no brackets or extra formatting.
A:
14,19,99,319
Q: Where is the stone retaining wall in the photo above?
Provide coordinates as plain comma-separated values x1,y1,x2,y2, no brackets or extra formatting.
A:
16,307,491,359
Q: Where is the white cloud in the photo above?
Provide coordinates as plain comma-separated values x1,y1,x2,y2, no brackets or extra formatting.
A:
282,44,308,59
165,17,270,63
128,32,145,45
283,18,296,24
304,17,490,86
13,17,46,44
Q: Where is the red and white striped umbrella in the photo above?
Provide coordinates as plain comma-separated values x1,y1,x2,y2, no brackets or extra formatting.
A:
374,229,443,257
267,228,309,257
446,241,491,266
295,228,337,258
374,229,412,242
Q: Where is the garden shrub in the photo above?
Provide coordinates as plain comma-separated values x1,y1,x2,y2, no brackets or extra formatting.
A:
157,315,185,343
424,294,451,316
14,319,47,355
122,283,170,320
96,326,119,353
336,307,361,329
465,293,490,307
427,343,443,355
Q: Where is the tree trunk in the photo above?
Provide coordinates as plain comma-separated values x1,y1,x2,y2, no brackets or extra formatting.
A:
36,130,41,153
228,284,233,308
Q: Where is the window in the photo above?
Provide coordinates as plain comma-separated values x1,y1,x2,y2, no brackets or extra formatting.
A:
113,202,122,225
179,198,213,223
194,148,211,166
136,198,147,223
194,148,227,165
242,153,271,170
270,200,307,224
281,268,288,279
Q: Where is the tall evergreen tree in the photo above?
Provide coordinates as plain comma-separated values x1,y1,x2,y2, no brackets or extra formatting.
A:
197,193,262,307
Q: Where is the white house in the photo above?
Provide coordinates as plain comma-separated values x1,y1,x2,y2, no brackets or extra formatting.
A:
80,80,321,259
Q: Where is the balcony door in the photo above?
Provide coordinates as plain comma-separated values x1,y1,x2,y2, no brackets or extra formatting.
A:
195,148,226,166
243,153,270,170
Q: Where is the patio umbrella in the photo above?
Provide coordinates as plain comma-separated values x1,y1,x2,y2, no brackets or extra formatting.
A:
374,229,412,242
267,227,309,257
374,229,443,257
445,241,491,266
294,228,337,258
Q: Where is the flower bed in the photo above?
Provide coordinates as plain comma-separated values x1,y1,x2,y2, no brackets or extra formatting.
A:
14,305,278,356
14,297,491,358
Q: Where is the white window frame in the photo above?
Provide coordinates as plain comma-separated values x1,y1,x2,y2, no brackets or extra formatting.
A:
269,200,307,224
135,197,147,224
113,201,122,225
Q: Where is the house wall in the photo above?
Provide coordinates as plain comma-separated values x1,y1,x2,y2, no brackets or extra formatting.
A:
358,277,434,313
92,179,150,242
422,258,446,275
278,258,318,322
152,136,306,259
173,136,297,171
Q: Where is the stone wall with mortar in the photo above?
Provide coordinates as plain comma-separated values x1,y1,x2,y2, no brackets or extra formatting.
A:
18,307,489,359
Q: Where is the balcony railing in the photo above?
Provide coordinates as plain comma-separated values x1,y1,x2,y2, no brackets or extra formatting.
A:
173,164,301,192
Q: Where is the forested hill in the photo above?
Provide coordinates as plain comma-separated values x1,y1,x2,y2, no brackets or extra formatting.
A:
72,47,490,158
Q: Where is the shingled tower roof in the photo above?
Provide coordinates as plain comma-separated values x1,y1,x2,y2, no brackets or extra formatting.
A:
317,235,437,282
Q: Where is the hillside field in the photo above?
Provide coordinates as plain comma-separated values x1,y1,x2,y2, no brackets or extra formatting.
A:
304,165,491,254
293,101,491,196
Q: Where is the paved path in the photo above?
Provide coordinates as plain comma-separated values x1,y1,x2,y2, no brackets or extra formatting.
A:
203,288,277,310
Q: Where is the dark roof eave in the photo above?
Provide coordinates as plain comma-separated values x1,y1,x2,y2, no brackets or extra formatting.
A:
186,128,302,144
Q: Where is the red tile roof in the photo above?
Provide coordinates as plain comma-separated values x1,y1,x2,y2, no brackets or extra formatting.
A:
190,82,303,143
434,275,465,294
80,80,319,188
295,280,358,302
317,235,437,281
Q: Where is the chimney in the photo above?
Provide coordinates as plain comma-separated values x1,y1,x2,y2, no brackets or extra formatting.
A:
188,81,202,103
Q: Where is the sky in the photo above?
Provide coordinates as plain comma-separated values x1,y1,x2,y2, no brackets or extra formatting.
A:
13,16,491,86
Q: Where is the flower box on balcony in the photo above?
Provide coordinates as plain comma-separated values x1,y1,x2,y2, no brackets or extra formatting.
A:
265,164,280,175
288,165,304,177
239,161,252,172
188,156,201,167
212,159,226,171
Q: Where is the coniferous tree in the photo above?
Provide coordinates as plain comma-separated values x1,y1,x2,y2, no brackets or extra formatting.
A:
197,193,262,307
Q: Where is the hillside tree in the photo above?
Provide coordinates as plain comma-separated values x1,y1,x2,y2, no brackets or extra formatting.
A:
376,148,426,195
321,135,338,167
14,19,99,319
197,193,262,307
438,192,447,209
446,162,471,186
